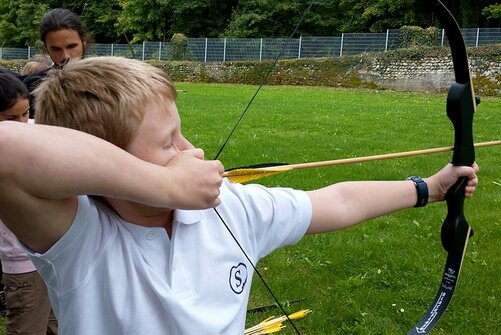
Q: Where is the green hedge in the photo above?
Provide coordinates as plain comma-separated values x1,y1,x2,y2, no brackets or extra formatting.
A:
398,26,439,48
0,60,26,74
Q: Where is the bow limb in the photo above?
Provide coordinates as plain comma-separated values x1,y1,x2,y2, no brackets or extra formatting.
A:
408,1,476,334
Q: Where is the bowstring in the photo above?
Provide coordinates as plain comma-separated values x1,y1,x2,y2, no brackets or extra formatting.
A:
214,1,314,161
213,208,302,333
213,2,315,334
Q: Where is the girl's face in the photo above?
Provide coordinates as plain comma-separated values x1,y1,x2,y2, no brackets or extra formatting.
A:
0,98,30,123
44,29,85,67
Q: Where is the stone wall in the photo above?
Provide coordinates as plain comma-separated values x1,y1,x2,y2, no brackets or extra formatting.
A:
151,45,501,96
358,49,501,95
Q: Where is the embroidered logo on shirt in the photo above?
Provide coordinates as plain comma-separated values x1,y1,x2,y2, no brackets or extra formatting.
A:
229,263,247,294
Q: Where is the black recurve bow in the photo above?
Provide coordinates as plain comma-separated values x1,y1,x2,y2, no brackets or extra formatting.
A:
213,0,477,333
407,1,477,334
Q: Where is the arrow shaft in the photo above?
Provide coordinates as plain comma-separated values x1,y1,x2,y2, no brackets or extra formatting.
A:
223,140,501,178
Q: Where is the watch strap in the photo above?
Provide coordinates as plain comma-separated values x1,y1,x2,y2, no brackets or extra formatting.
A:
407,176,429,207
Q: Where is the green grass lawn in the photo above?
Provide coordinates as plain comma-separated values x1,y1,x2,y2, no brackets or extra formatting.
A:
175,83,500,334
1,84,499,334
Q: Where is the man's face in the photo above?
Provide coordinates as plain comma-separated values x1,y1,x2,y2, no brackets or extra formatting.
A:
44,29,85,67
126,98,194,167
0,98,29,123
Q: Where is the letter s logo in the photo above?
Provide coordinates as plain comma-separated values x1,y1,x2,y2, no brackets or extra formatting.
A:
229,263,248,294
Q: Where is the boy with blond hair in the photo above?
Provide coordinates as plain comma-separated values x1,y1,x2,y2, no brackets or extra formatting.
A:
0,57,478,334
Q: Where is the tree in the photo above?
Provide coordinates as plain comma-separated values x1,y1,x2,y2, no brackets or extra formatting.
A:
438,0,500,27
335,0,500,32
114,0,237,41
224,0,324,37
115,0,173,42
80,0,124,43
0,0,48,47
358,0,429,32
1,0,500,47
223,0,432,36
482,3,501,27
170,0,237,38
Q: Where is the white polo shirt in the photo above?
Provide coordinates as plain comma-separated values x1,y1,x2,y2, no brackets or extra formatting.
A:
27,181,312,334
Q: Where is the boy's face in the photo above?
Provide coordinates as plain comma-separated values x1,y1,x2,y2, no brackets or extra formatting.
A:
126,99,194,166
0,98,29,123
44,29,85,67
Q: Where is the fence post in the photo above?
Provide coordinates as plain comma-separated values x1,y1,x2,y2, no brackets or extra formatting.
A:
0,48,3,60
259,38,263,61
142,41,146,61
385,29,389,51
223,38,227,62
340,33,344,56
441,29,445,46
159,42,162,60
475,28,480,47
298,35,302,59
204,38,208,62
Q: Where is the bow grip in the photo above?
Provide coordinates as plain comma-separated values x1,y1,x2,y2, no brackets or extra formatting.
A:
441,81,475,253
446,82,475,166
441,177,470,253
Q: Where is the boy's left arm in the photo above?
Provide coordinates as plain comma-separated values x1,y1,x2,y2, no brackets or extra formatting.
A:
306,163,478,234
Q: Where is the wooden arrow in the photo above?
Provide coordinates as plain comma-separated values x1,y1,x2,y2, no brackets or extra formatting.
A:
223,140,501,183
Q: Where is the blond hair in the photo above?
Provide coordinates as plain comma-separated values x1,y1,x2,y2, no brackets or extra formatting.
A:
34,56,177,149
22,55,53,74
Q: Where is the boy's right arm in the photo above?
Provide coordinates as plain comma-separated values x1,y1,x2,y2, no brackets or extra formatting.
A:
0,122,223,252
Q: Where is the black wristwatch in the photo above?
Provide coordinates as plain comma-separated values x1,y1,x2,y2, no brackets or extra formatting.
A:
407,176,429,207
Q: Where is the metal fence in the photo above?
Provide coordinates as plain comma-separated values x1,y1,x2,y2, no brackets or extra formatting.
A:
1,28,499,61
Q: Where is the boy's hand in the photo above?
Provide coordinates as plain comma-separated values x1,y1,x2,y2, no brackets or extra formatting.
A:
165,148,224,209
425,163,479,203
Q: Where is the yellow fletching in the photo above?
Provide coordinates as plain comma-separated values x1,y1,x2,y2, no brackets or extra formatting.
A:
288,309,312,320
224,166,293,183
244,309,312,334
259,316,277,324
261,324,285,333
